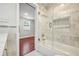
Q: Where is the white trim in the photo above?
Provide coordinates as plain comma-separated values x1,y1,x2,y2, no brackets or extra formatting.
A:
16,3,19,56
35,4,39,51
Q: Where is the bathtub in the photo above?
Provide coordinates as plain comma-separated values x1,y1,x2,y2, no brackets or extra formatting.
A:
37,42,79,56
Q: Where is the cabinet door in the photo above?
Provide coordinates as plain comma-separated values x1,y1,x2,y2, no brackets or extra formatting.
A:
20,37,35,56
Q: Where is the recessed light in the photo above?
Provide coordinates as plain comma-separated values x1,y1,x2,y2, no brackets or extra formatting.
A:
24,12,28,16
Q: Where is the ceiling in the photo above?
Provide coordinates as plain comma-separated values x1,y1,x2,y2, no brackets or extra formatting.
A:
20,3,35,20
38,3,60,9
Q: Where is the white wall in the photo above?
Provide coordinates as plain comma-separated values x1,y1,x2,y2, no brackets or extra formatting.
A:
0,3,17,26
0,3,17,56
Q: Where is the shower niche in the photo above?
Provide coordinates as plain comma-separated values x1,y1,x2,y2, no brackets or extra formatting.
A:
53,16,71,48
53,17,70,28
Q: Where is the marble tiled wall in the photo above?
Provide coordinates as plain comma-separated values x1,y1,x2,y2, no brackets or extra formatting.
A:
38,4,79,55
53,4,79,48
38,5,53,48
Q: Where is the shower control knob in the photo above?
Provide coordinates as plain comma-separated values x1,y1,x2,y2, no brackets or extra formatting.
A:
38,38,40,41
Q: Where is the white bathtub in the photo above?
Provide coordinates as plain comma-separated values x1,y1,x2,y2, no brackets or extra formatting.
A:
37,42,79,56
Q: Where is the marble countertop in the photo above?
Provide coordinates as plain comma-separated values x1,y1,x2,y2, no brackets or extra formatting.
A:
20,35,35,39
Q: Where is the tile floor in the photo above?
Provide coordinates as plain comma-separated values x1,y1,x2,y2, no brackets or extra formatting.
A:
25,50,66,56
25,50,43,56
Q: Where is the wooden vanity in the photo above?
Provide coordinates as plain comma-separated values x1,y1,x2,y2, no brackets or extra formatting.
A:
19,36,35,56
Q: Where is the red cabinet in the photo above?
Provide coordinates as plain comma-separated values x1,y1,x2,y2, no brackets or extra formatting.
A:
19,36,35,56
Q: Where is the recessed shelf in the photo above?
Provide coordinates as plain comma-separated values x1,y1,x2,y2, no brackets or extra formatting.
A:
53,17,70,28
